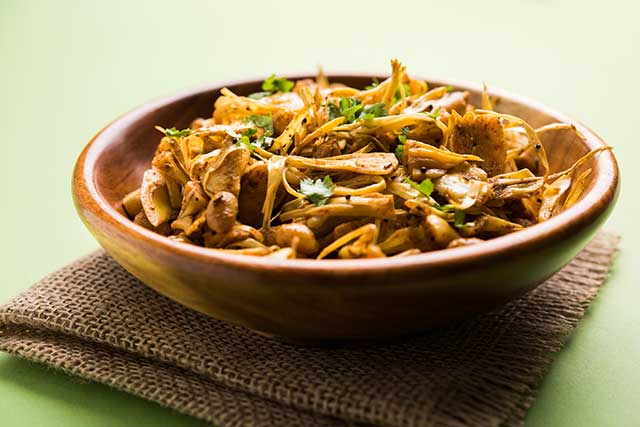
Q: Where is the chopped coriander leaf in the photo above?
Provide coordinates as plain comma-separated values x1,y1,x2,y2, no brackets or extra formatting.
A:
359,103,388,121
235,128,257,151
398,126,410,143
327,97,363,123
405,177,435,197
244,114,275,136
247,91,272,100
242,128,257,138
328,98,387,123
454,209,466,228
445,85,455,93
235,127,274,151
237,136,252,150
237,136,254,151
428,106,441,119
250,75,295,99
436,204,455,212
163,127,192,138
339,97,364,122
299,176,335,206
395,143,404,160
262,74,295,93
327,102,342,120
364,78,380,90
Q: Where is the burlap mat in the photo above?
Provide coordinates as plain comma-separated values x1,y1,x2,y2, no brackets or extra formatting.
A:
0,232,619,427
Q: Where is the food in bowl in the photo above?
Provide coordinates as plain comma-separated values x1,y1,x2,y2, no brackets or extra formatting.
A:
121,60,610,259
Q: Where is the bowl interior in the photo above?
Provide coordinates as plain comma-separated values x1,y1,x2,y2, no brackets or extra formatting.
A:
94,76,598,220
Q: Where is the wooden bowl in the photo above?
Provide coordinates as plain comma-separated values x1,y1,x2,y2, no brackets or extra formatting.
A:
73,75,619,342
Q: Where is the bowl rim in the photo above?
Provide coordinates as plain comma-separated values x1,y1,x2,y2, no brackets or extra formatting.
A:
73,73,619,275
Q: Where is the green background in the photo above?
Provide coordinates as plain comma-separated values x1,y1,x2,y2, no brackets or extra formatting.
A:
1,0,637,426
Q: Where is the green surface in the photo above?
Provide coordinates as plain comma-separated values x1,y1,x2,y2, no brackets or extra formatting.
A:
0,0,638,425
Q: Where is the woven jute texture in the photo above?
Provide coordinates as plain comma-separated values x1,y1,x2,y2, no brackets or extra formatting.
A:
0,232,619,427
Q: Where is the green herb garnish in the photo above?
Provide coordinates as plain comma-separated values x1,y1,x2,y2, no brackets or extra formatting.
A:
244,114,275,136
340,97,364,122
327,102,342,121
364,78,380,90
395,127,410,160
247,74,295,99
454,209,466,228
436,204,455,212
328,97,361,122
236,128,258,151
405,178,435,197
359,103,388,121
262,74,294,93
163,127,192,138
299,176,335,206
428,106,441,119
247,91,272,100
328,98,387,123
445,85,455,93
240,114,275,149
398,126,410,143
